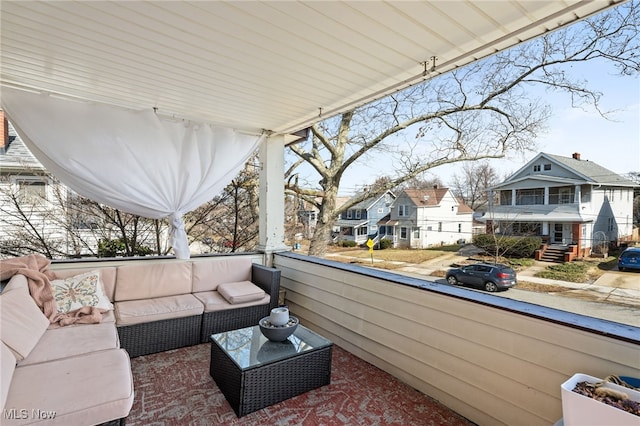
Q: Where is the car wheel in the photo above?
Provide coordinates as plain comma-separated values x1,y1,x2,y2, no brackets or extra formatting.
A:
619,267,625,272
484,281,499,292
446,275,458,285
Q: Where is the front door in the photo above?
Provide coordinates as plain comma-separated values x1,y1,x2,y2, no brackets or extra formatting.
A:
553,223,572,244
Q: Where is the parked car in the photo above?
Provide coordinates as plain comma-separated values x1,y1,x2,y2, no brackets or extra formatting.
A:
446,263,517,292
618,247,640,272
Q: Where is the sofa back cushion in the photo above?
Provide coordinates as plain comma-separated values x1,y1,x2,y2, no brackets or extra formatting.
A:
53,267,117,301
115,262,192,302
192,257,252,292
0,275,50,360
1,342,16,410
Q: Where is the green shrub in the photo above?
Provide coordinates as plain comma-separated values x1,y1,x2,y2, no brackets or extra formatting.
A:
377,238,393,250
98,238,153,257
472,234,542,258
336,240,357,248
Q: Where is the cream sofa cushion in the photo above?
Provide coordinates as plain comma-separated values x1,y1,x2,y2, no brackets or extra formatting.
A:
114,294,204,326
115,262,191,301
4,349,133,426
191,257,252,292
218,281,265,304
1,342,16,412
18,322,120,367
2,274,29,292
193,291,270,313
0,277,50,360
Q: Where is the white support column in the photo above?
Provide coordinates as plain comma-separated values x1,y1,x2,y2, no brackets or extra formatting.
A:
257,134,290,265
544,186,549,205
511,189,516,206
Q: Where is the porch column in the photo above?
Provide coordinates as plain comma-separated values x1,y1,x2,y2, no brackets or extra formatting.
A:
257,134,290,265
544,186,549,205
511,189,516,206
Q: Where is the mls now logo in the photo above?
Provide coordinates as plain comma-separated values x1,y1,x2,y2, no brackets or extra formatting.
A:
3,408,56,420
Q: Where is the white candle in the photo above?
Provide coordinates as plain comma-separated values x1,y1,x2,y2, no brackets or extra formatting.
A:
269,307,289,326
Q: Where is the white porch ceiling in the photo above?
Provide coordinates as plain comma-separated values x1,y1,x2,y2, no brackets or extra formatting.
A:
0,1,625,137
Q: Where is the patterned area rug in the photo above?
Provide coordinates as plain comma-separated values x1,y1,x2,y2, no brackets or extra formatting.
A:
127,343,474,425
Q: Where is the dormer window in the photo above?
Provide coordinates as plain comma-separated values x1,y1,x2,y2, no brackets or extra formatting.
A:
544,164,551,170
533,165,541,172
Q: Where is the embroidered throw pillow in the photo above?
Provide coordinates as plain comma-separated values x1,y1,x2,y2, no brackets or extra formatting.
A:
50,270,114,313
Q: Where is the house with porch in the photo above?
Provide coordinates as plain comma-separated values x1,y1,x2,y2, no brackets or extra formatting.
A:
333,190,395,245
481,152,638,260
1,2,638,426
379,187,473,248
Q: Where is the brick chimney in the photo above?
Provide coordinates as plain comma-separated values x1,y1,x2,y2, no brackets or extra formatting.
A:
0,110,8,152
572,152,581,160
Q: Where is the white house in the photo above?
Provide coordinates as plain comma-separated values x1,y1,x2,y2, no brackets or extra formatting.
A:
0,113,70,257
379,187,473,249
481,152,638,258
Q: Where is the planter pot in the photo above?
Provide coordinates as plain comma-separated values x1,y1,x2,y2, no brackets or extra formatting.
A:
561,373,640,426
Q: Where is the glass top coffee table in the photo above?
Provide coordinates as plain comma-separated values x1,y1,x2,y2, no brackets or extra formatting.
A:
209,323,333,417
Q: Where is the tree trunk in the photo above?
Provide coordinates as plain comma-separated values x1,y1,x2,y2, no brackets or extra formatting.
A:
308,186,339,257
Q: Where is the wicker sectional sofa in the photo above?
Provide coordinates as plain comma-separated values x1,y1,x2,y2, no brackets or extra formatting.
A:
1,255,280,425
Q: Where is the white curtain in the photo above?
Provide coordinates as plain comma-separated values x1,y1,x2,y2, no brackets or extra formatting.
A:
2,87,264,259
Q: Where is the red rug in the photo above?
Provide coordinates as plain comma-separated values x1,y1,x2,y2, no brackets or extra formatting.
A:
127,343,474,425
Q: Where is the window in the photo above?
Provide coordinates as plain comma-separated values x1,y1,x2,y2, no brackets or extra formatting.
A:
438,222,442,232
357,227,368,236
511,222,541,236
458,223,462,233
516,188,544,205
544,164,551,171
347,210,352,219
398,205,409,217
17,178,47,203
412,227,419,239
533,165,541,172
355,210,361,219
400,227,407,239
427,226,432,231
549,187,574,204
378,208,384,213
499,191,511,206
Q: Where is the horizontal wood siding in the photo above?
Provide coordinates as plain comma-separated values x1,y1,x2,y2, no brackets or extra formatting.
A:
274,252,640,426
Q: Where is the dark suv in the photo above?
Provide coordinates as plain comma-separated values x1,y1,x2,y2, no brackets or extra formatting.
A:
618,247,640,272
446,263,517,292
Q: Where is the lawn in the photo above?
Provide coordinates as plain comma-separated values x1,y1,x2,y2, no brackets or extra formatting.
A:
328,247,448,263
534,261,605,283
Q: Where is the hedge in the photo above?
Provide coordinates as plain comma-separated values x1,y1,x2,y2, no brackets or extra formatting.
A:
472,234,542,258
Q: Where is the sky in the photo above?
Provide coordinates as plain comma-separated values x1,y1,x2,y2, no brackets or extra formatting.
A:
327,60,640,195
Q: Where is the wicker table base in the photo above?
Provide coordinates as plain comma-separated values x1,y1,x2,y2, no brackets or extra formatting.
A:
209,324,333,417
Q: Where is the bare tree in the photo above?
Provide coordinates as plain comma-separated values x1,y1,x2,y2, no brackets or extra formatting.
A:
287,2,640,257
0,174,162,258
450,162,501,211
185,155,260,253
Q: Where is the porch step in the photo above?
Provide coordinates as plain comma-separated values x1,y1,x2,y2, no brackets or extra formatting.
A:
540,246,566,263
